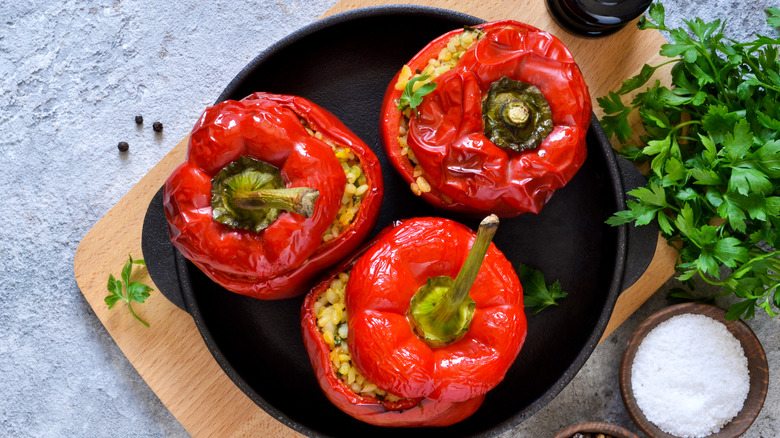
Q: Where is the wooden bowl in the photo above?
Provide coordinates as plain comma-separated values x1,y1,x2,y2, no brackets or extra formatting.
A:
619,303,768,438
552,421,639,438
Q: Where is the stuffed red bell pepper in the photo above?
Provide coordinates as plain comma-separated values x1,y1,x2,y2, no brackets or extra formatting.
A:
380,21,592,217
301,216,526,426
163,92,383,300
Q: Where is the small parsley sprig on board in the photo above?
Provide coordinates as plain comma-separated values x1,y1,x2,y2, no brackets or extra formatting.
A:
600,3,780,320
106,255,152,327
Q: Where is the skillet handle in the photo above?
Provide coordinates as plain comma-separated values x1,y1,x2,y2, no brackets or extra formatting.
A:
615,155,659,292
141,186,190,313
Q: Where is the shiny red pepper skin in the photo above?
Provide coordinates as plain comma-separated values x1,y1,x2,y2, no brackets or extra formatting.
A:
346,217,527,403
164,92,383,300
380,21,591,217
300,223,487,427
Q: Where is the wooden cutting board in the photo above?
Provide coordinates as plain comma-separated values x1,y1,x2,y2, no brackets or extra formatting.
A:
73,1,677,436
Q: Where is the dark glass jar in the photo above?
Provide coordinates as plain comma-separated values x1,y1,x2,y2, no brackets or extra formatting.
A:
546,0,653,37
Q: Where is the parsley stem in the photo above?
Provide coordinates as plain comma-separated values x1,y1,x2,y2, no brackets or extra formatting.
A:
697,269,726,287
700,250,780,288
741,54,780,92
734,250,780,278
700,50,733,105
670,120,701,134
126,301,150,327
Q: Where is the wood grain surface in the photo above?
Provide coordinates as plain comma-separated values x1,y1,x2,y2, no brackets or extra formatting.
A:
73,1,674,436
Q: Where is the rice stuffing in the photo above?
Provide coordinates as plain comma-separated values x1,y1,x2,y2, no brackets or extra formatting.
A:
314,271,404,403
300,120,370,242
394,28,484,198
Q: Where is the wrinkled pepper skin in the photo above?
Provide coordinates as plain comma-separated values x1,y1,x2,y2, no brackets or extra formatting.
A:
380,21,591,217
300,238,486,427
164,92,383,300
301,218,525,426
347,217,527,403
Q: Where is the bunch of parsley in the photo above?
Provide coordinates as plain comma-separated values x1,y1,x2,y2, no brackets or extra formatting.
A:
600,3,780,320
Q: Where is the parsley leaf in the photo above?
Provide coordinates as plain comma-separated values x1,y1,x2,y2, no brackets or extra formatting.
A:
397,74,437,117
767,7,780,28
105,255,152,327
597,91,633,142
601,3,780,320
618,63,666,95
518,264,568,314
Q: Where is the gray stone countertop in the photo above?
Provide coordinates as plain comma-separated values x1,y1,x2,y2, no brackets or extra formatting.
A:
1,1,777,436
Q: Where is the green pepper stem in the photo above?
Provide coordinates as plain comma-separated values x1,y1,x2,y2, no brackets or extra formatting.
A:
408,215,499,347
233,187,319,218
211,156,321,232
446,214,499,316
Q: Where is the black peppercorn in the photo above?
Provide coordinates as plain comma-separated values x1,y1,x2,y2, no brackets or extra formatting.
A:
118,141,129,152
153,121,163,132
135,115,143,125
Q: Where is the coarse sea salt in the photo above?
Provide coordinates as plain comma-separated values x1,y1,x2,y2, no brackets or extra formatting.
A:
631,313,750,438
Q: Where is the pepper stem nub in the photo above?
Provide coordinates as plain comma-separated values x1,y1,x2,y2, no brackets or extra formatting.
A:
482,76,553,152
408,215,499,347
504,101,530,125
233,187,319,218
211,156,319,233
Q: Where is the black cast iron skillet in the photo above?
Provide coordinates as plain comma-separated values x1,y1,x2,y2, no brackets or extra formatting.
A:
141,6,658,437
